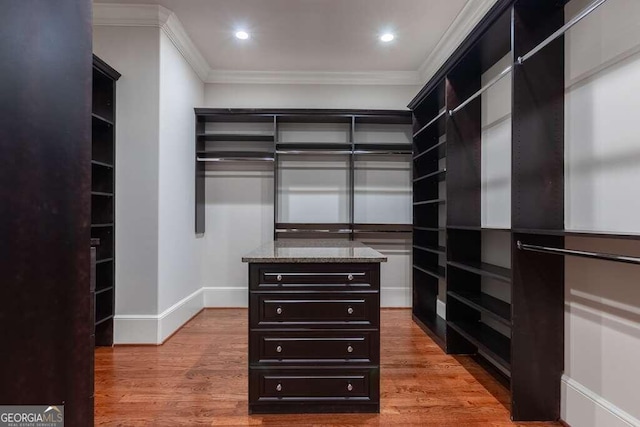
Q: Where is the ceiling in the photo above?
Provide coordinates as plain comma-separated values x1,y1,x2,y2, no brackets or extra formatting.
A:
95,0,469,74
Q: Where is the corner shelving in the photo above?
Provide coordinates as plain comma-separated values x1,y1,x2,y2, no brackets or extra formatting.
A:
91,55,120,347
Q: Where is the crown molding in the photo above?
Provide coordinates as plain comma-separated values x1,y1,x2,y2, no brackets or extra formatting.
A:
93,4,209,81
206,70,421,85
417,0,500,84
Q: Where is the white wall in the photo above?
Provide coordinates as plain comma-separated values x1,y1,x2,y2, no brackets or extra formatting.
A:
94,25,207,343
93,26,161,323
201,83,417,307
157,31,205,339
563,0,640,425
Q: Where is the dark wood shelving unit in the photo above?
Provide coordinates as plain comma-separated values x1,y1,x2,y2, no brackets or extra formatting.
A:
408,0,566,421
92,55,120,347
195,109,413,243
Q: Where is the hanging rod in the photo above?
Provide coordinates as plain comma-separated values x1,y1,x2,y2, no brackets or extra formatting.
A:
197,157,274,162
276,228,352,233
517,0,608,64
517,241,640,266
449,64,513,116
413,109,447,138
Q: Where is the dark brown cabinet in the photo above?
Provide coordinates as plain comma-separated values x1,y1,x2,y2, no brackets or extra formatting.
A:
248,262,381,414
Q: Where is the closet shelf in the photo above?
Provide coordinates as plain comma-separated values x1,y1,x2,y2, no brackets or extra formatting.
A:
96,257,114,265
412,312,447,350
413,245,446,256
92,113,114,126
91,191,113,197
447,291,511,327
413,198,446,206
197,133,274,142
353,223,412,233
448,225,511,232
447,261,511,283
91,160,114,169
95,286,114,295
413,264,446,280
413,226,446,232
352,143,413,155
95,314,115,326
412,109,447,139
413,168,446,183
448,321,511,375
91,223,114,228
413,140,447,161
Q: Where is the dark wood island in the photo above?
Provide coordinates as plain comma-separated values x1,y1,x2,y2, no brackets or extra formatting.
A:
242,240,387,414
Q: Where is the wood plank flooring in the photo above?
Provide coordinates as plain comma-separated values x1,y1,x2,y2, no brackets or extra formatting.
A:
95,309,560,426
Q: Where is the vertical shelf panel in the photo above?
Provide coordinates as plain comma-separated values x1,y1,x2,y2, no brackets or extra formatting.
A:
512,0,565,421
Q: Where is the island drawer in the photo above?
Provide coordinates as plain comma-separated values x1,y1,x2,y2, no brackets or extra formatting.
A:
250,330,378,364
250,263,379,291
249,367,379,403
250,292,379,329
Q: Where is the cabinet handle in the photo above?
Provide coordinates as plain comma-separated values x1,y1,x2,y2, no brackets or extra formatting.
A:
347,274,353,281
276,274,282,281
347,345,353,353
347,383,353,392
347,306,354,315
276,345,282,353
276,306,283,315
276,383,282,392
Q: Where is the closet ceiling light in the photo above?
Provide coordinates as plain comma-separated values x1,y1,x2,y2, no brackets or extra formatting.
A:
235,30,250,40
380,33,395,42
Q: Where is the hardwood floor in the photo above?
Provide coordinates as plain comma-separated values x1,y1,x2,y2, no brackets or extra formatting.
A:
95,309,559,426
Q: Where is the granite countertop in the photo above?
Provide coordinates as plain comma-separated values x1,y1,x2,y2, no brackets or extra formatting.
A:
242,240,387,263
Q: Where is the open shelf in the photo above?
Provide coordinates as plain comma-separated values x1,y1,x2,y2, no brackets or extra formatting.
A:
414,168,446,184
447,260,511,283
276,142,352,151
92,112,114,126
447,291,511,327
91,160,113,169
413,226,445,232
414,245,446,256
353,223,412,233
91,191,113,197
95,314,114,326
413,198,446,206
413,140,446,161
96,257,114,265
91,223,114,228
353,143,412,154
197,133,274,142
448,321,511,374
413,312,447,349
448,225,510,232
413,264,446,280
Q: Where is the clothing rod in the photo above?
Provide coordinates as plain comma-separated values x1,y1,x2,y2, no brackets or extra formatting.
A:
517,241,640,266
518,0,608,64
276,150,352,155
413,109,447,138
450,64,513,116
197,157,274,162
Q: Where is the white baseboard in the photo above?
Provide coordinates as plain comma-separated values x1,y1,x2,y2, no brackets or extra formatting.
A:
113,285,411,344
436,299,446,319
561,375,640,427
114,288,204,344
381,286,411,308
203,286,247,307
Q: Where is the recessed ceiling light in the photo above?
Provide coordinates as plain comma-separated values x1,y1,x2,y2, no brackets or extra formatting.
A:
380,33,395,43
235,30,250,40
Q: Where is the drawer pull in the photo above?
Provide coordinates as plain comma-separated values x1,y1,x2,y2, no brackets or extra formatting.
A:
347,383,353,392
276,306,283,315
276,274,282,281
347,306,354,315
347,274,353,281
276,345,282,353
347,345,353,353
276,383,282,392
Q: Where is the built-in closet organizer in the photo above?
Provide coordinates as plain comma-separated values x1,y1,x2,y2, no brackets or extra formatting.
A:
92,55,120,346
